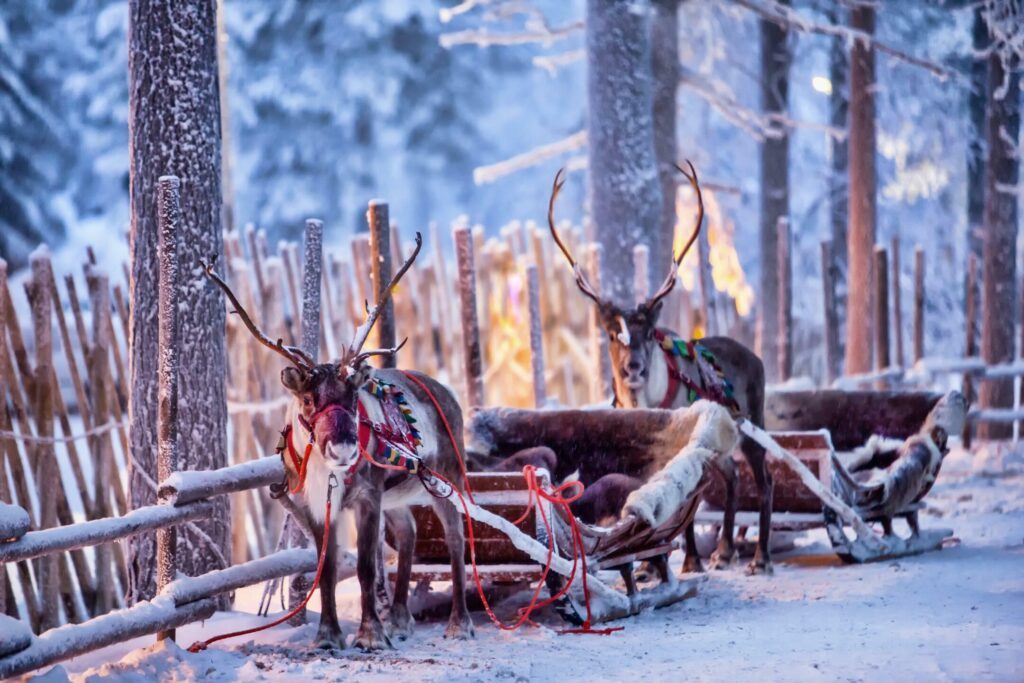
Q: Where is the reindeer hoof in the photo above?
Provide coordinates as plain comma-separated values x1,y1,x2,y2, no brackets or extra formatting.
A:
681,555,705,574
746,558,774,576
354,621,394,652
389,604,415,641
709,546,736,570
314,627,346,651
444,614,475,640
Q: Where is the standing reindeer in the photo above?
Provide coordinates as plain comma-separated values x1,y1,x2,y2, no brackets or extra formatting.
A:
202,233,474,650
547,162,774,574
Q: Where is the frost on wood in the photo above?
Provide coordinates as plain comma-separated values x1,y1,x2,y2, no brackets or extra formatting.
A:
526,264,546,408
586,0,662,304
301,218,323,359
0,596,217,679
0,502,31,541
0,615,33,657
366,202,394,365
454,225,484,407
161,547,316,607
159,455,284,506
128,0,229,603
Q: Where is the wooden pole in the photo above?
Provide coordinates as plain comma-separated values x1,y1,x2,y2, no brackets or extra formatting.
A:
821,240,840,385
155,176,181,641
24,248,60,630
633,244,650,306
697,223,715,337
873,246,890,388
301,219,323,360
587,244,612,402
891,237,904,368
963,254,979,448
913,246,925,363
777,217,792,382
367,202,395,366
454,226,484,409
526,264,546,408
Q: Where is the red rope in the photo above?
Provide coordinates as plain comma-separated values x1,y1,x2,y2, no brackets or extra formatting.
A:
186,476,336,653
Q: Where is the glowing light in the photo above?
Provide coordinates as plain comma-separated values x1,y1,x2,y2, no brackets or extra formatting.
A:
811,76,832,95
673,188,756,318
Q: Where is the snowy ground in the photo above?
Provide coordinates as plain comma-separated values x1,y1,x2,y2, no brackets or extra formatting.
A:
20,444,1024,683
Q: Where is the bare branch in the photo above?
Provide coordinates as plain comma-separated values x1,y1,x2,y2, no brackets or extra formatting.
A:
533,49,585,75
473,130,587,185
440,21,582,48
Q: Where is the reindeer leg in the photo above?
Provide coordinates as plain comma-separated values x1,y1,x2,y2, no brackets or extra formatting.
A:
430,497,475,640
384,509,416,640
745,437,774,575
311,520,344,650
709,455,738,570
353,491,393,651
682,522,705,573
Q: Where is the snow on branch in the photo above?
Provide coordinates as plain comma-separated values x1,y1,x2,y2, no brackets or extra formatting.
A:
680,68,847,143
439,0,496,24
533,48,585,75
728,0,961,82
440,21,582,48
473,130,588,184
983,0,1024,64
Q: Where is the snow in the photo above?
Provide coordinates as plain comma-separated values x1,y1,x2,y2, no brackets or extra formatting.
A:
0,502,31,540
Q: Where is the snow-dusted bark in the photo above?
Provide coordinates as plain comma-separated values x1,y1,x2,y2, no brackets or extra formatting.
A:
367,202,394,366
978,43,1020,441
128,0,228,603
158,455,284,507
301,218,323,360
651,0,679,281
155,176,181,624
758,4,790,383
526,264,546,408
843,4,877,376
586,0,662,305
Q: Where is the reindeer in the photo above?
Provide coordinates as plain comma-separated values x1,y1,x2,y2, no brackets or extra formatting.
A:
547,162,774,574
201,233,474,651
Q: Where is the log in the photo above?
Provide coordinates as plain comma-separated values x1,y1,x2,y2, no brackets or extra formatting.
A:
821,240,841,384
0,503,30,542
633,244,650,305
0,596,217,680
162,547,318,607
913,246,924,362
454,225,485,408
963,254,979,447
155,176,182,641
159,456,285,506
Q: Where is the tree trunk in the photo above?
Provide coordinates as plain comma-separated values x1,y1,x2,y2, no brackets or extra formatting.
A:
977,48,1020,440
587,0,663,305
651,0,679,288
843,6,877,376
828,3,848,373
758,2,790,382
128,0,228,603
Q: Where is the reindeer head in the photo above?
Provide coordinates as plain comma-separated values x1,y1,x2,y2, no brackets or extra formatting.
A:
201,233,422,470
547,162,704,405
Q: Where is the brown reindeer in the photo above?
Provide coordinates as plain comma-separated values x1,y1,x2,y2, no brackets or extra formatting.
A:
547,162,774,574
202,233,474,650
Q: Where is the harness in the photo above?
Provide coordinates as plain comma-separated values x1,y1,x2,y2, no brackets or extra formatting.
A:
653,329,740,413
276,377,438,492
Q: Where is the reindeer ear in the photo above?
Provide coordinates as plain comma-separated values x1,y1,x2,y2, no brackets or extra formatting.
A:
645,299,664,322
281,366,308,393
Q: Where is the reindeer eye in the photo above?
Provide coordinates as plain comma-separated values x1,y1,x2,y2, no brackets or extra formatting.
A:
302,396,312,407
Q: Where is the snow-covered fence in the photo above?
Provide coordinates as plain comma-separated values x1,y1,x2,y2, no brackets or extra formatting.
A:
0,456,304,679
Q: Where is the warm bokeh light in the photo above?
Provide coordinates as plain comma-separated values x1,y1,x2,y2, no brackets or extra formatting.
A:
811,75,833,95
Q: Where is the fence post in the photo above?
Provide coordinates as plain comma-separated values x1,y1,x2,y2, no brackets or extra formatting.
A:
891,237,904,368
633,244,650,306
963,254,979,448
821,240,840,384
587,244,612,402
155,176,181,641
367,202,395,366
454,225,485,409
873,246,890,388
913,246,925,363
697,223,716,336
526,264,546,408
302,219,324,361
777,217,792,382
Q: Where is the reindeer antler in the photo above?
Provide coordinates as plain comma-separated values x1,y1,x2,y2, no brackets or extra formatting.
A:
646,160,704,309
547,168,604,305
344,232,423,365
200,256,316,370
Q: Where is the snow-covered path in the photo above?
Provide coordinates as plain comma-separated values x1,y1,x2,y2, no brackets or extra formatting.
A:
25,451,1024,682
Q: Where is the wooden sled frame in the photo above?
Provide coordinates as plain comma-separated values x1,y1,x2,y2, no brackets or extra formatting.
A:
393,468,711,625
